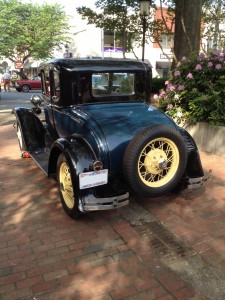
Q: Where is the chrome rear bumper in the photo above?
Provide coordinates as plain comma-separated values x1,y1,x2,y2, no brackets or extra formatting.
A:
188,170,212,189
79,192,129,212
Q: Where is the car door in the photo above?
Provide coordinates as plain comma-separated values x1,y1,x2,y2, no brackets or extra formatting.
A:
32,77,41,89
40,67,59,140
43,67,77,139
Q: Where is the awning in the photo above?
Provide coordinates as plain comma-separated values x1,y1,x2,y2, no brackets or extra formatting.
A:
156,61,172,69
23,59,33,69
31,61,40,68
23,58,41,69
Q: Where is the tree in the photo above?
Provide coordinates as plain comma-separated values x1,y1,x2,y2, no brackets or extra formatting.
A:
77,0,205,65
150,1,175,61
78,0,224,69
159,0,225,67
172,0,203,67
77,0,142,58
202,0,225,51
0,0,70,71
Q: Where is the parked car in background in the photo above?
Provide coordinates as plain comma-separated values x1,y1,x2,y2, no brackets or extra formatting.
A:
13,58,211,219
15,76,42,92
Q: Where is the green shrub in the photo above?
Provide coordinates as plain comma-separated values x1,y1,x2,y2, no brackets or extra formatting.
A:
158,51,225,126
151,77,168,94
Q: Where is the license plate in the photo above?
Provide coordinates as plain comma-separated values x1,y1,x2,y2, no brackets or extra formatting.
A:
79,169,108,189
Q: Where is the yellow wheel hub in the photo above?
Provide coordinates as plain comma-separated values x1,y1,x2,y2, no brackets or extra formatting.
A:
59,162,74,209
138,137,179,188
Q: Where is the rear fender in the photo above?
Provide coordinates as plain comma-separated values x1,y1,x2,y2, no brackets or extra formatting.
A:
48,137,97,181
13,107,45,151
179,127,204,177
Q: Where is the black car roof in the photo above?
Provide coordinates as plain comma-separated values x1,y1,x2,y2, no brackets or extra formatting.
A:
40,58,152,73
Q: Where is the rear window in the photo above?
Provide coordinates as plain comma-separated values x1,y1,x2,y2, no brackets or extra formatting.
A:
92,72,135,96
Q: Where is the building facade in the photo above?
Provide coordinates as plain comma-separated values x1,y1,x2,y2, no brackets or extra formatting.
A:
56,6,173,78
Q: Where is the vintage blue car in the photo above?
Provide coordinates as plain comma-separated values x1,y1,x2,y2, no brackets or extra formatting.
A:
14,58,210,219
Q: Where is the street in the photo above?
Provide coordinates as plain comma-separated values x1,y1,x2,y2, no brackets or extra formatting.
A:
0,88,41,111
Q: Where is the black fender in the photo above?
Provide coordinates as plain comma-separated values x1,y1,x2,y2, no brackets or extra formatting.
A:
13,107,45,152
178,127,204,178
48,137,97,183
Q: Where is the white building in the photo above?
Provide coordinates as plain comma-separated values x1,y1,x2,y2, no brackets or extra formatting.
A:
55,8,172,78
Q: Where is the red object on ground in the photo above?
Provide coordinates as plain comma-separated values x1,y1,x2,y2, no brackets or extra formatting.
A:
22,151,31,158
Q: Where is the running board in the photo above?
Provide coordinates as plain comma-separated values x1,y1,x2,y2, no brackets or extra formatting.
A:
29,148,50,175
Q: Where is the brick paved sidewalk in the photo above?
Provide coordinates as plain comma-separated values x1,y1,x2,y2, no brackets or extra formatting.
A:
0,123,225,300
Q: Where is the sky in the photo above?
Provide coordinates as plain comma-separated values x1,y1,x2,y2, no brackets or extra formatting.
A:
22,0,162,14
22,0,96,15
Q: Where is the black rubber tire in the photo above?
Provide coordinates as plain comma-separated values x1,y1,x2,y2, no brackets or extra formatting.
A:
123,125,187,197
21,84,30,92
56,153,80,219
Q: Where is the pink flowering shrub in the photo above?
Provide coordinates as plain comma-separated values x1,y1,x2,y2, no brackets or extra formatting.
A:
159,51,225,126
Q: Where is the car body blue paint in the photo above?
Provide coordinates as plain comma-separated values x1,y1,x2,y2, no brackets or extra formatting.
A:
57,102,177,172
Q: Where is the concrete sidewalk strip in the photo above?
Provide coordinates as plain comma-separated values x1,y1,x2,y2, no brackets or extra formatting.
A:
0,110,16,127
0,123,225,299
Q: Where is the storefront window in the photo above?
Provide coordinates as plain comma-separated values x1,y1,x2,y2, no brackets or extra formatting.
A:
103,30,124,52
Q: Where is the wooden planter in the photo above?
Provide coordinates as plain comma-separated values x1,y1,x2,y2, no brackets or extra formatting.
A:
185,122,225,157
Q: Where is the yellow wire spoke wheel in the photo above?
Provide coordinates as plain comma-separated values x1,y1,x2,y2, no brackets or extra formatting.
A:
123,125,187,197
57,153,80,219
138,137,179,188
59,161,74,209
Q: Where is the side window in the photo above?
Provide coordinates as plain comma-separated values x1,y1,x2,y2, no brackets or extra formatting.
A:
52,71,60,101
40,69,51,105
42,69,60,103
42,69,50,97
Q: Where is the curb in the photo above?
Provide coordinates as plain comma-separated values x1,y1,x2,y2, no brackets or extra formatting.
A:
0,109,13,113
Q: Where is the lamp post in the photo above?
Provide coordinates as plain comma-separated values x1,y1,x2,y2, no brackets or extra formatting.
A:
139,0,150,61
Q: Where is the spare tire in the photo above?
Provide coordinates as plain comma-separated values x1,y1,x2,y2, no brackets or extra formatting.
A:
123,125,187,197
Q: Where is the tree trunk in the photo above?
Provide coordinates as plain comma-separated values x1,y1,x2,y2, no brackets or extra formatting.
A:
212,0,222,50
172,0,203,69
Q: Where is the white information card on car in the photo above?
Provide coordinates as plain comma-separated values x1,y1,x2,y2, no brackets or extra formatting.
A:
79,169,108,189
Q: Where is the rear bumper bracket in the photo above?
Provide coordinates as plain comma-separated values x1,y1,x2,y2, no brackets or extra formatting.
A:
188,170,212,189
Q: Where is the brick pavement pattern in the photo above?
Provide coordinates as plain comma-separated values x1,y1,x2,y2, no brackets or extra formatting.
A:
0,122,225,300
